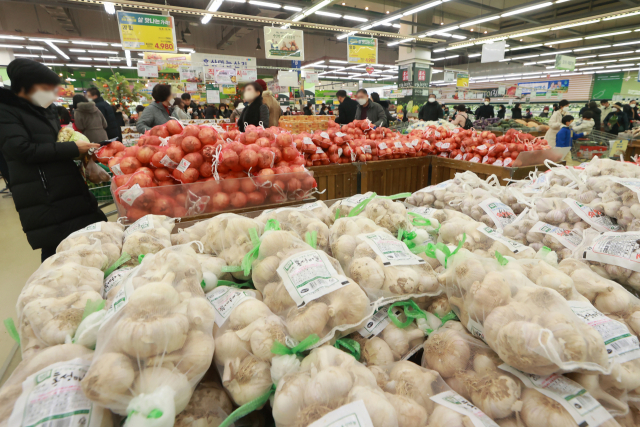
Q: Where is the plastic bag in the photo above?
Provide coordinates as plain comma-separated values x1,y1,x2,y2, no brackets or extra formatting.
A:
405,171,499,209
422,321,622,426
121,214,176,265
171,220,210,246
175,381,234,427
41,238,109,272
16,262,104,358
329,192,376,220
84,157,111,184
255,205,331,254
57,221,125,267
438,249,611,375
198,253,232,293
81,244,215,420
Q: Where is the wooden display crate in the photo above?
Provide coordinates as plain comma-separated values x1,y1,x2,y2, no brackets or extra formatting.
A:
431,156,557,185
625,140,640,161
361,157,431,195
308,164,359,200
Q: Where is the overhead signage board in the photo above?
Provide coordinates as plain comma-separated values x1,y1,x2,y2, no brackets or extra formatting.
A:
347,36,378,64
137,63,158,78
117,11,176,53
264,27,304,60
457,72,469,87
481,40,506,63
555,55,576,71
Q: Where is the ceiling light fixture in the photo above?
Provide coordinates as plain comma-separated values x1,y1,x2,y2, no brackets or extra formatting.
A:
125,49,131,66
402,1,442,16
29,38,67,43
89,50,118,54
573,45,611,51
544,37,583,45
0,35,24,40
315,11,341,17
603,11,640,21
343,15,367,21
551,19,600,30
599,50,633,57
249,0,282,7
387,38,415,46
284,5,302,11
459,15,500,28
44,40,69,60
510,44,543,51
501,2,552,17
539,50,572,56
0,44,23,48
14,53,38,58
336,31,356,40
585,30,631,39
71,41,109,46
103,2,115,14
69,49,86,52
613,41,640,47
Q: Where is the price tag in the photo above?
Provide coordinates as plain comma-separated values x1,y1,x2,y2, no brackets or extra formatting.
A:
394,141,403,149
121,184,144,206
358,230,425,267
206,286,257,326
563,198,620,232
530,221,582,250
379,143,388,150
478,198,518,229
316,147,324,154
441,143,450,149
582,232,640,273
160,155,178,169
177,158,190,172
364,145,371,153
111,164,123,176
321,132,330,139
303,137,314,145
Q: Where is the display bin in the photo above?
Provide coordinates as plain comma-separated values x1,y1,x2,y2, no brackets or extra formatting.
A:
430,156,559,185
361,156,430,195
308,163,359,200
625,140,640,161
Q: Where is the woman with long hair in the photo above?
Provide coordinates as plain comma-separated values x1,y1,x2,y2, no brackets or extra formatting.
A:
237,82,269,131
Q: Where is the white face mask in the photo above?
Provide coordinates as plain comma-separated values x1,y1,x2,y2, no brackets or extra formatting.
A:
357,97,368,106
244,90,257,102
562,106,569,112
484,101,489,105
428,98,435,103
631,104,636,108
30,90,57,108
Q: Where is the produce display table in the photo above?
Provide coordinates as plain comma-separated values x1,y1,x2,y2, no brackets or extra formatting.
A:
361,157,430,196
625,140,640,161
431,156,560,185
307,164,358,200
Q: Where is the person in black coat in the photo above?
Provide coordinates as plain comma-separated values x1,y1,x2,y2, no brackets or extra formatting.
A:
371,92,394,124
497,105,506,119
604,102,630,134
0,59,106,261
238,82,269,132
217,104,231,119
303,101,314,116
475,97,495,119
418,94,444,121
588,101,601,131
204,104,218,119
629,100,639,122
511,103,522,119
335,90,358,124
86,87,121,141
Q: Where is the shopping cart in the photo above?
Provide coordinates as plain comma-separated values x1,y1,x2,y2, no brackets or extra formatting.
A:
570,129,629,162
389,121,412,133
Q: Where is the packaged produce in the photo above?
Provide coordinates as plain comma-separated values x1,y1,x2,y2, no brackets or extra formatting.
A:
121,214,176,264
56,221,125,267
175,381,234,427
40,238,109,272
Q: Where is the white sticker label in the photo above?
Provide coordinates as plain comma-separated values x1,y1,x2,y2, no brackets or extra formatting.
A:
338,148,343,157
493,159,503,167
476,225,529,254
160,154,178,169
336,132,346,137
466,318,486,342
568,300,640,363
308,400,374,427
123,215,155,238
503,157,513,167
454,154,463,160
379,143,388,150
177,158,191,173
452,128,460,133
411,139,420,146
441,142,450,150
341,194,371,207
358,231,426,266
69,222,102,237
103,267,132,298
608,177,640,195
206,286,257,326
358,305,402,339
303,137,313,145
101,281,133,329
297,201,324,211
563,198,621,233
582,232,640,273
8,359,103,427
430,391,498,427
316,147,324,154
434,131,441,137
416,180,453,194
478,198,518,229
394,141,403,149
111,164,123,175
121,184,144,206
476,144,487,151
320,132,330,139
277,250,350,308
364,145,371,153
470,156,480,163
409,206,437,217
530,221,582,250
500,364,614,427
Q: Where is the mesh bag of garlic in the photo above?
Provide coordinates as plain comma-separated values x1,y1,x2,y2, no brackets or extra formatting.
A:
201,213,266,281
583,175,640,231
197,253,232,293
208,285,289,406
351,195,414,236
584,157,640,179
249,229,373,346
17,256,105,358
439,248,611,375
121,214,176,266
81,244,216,422
255,206,331,254
41,238,110,271
329,192,377,220
171,219,210,246
421,321,623,427
56,221,125,267
329,217,440,304
175,381,234,427
294,199,333,226
6,358,113,427
405,171,499,209
573,229,640,292
0,343,94,423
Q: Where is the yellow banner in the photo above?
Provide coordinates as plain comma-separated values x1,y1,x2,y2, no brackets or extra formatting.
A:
456,72,469,88
222,85,237,95
117,11,176,53
347,36,378,64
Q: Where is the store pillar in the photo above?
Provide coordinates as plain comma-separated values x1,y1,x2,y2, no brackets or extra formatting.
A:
396,47,433,119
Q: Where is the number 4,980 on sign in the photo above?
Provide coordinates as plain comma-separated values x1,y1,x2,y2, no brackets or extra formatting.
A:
116,11,177,53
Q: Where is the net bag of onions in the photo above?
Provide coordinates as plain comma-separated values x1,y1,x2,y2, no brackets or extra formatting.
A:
422,321,623,427
249,228,373,346
255,205,331,254
81,244,215,424
0,343,94,424
6,358,113,427
201,213,266,281
121,214,176,266
329,217,440,304
175,381,234,427
437,248,611,375
16,260,104,358
57,221,125,267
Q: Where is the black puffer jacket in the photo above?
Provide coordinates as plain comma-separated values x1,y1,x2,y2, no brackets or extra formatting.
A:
0,88,106,249
418,102,443,121
94,96,122,140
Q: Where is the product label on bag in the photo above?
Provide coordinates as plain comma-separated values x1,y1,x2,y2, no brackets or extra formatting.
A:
177,158,191,173
303,137,313,145
379,143,388,150
8,359,104,427
568,300,640,363
316,147,324,154
308,400,374,427
206,287,257,326
341,194,372,207
121,184,144,206
430,391,498,427
394,141,403,149
466,318,486,342
124,215,154,238
478,198,518,229
278,250,350,308
364,145,371,153
608,177,640,195
358,231,426,266
476,225,529,254
111,164,123,175
321,132,330,139
69,223,102,237
417,180,453,194
563,198,621,232
102,267,132,298
408,206,437,217
336,132,346,137
500,365,613,427
101,281,134,328
160,154,178,169
530,221,582,250
582,232,640,272
358,305,402,339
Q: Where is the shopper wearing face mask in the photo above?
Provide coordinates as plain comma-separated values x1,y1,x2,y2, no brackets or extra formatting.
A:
418,94,443,122
354,89,387,127
544,99,570,147
171,97,190,121
497,105,506,119
238,81,269,132
630,100,639,122
603,102,629,135
474,97,495,120
599,100,612,128
86,87,121,141
136,84,174,133
0,59,106,261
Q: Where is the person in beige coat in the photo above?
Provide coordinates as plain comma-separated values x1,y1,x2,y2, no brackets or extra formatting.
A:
72,95,108,143
544,99,570,147
255,79,281,128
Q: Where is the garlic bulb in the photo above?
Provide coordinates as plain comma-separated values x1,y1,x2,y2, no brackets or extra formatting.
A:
385,392,428,427
223,356,273,406
272,372,311,427
427,405,467,427
422,325,471,378
133,367,192,414
381,323,425,360
520,388,576,427
82,352,136,411
304,366,353,406
174,382,233,427
389,361,437,413
286,302,330,341
229,298,273,330
348,386,399,427
213,329,251,366
363,337,396,366
469,373,522,419
300,346,357,372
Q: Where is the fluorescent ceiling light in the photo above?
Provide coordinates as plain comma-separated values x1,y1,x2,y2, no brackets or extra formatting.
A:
0,35,25,40
513,54,539,59
468,53,481,57
78,57,93,60
402,1,442,16
573,45,611,51
501,2,552,17
125,49,131,67
510,44,543,51
178,48,194,52
522,71,543,75
327,66,344,68
437,32,452,37
585,30,631,39
605,65,625,68
103,2,115,14
459,15,500,28
301,60,325,69
537,59,555,63
337,31,356,40
551,19,600,30
202,14,213,24
426,26,458,36
614,41,640,47
539,50,571,56
578,66,605,70
44,40,69,60
451,35,467,40
120,66,137,69
40,55,56,59
587,60,617,64
89,50,118,54
603,11,640,21
618,57,640,62
343,15,367,22
599,51,633,57
14,53,38,57
0,44,23,48
433,48,446,52
101,57,122,61
511,28,549,37
329,59,349,63
111,43,122,47
387,38,415,46
544,38,583,45
304,0,332,16
30,38,68,43
284,5,301,10
72,41,108,46
315,11,340,17
69,49,86,52
43,63,65,66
